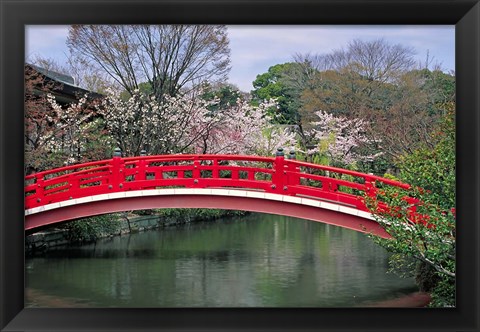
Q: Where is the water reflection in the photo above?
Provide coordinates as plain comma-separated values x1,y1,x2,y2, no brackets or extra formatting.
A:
26,213,417,307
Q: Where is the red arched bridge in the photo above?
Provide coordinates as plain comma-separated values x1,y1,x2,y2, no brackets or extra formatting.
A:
25,149,416,238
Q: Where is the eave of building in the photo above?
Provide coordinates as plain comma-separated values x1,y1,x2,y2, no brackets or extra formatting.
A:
26,64,104,105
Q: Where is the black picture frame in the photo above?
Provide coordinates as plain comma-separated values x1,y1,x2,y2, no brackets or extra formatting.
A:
1,0,479,331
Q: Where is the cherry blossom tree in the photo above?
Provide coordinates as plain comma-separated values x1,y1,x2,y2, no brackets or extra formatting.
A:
197,99,296,155
38,95,111,166
27,75,295,175
25,66,60,173
306,110,380,166
97,88,219,156
25,65,110,173
97,88,295,157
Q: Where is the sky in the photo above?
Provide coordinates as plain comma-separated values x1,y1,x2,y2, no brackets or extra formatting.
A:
25,25,455,92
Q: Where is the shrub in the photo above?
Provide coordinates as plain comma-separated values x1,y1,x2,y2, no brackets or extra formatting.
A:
66,214,122,243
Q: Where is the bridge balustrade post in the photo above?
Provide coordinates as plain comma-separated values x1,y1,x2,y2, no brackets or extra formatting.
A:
137,150,147,181
212,159,219,179
68,173,80,198
285,150,300,190
272,148,285,193
362,176,377,210
192,156,201,187
110,148,125,191
35,174,44,204
288,150,296,160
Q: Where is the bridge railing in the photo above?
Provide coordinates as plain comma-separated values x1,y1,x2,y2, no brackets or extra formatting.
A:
25,149,413,214
25,154,279,209
283,158,412,212
120,154,276,192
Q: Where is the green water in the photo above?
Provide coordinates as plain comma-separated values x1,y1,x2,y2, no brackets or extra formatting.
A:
25,213,417,307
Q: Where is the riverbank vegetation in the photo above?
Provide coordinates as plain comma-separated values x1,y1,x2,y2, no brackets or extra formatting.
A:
367,106,455,307
66,214,122,243
25,26,455,307
63,209,248,244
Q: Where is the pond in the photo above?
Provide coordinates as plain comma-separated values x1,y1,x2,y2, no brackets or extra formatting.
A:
26,213,417,307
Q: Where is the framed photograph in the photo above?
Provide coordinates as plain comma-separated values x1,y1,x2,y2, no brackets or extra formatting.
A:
0,0,480,331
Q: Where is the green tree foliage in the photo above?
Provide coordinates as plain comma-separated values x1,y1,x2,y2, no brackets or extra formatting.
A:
297,39,416,116
355,70,454,165
251,63,304,125
290,41,454,172
367,106,455,307
405,69,456,115
396,104,455,210
200,83,242,112
66,214,122,243
300,65,455,164
250,41,454,172
120,82,154,101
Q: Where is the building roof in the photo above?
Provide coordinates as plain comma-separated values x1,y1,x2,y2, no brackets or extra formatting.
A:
26,63,104,105
29,64,76,86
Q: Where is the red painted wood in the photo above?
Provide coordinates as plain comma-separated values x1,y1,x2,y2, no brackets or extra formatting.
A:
25,195,391,238
24,153,420,235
